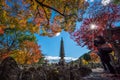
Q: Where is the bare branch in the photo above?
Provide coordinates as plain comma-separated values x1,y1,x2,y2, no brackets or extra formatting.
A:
35,0,65,16
36,6,41,17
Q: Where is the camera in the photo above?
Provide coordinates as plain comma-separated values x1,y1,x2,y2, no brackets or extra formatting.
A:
94,40,100,47
94,39,106,47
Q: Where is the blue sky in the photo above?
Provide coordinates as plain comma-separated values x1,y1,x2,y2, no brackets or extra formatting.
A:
36,31,90,58
35,0,119,59
35,0,112,58
6,0,118,61
6,0,90,59
36,3,91,58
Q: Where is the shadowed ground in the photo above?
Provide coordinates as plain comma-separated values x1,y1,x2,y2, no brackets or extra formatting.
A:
83,68,120,80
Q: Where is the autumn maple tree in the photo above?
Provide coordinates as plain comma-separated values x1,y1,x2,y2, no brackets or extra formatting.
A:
0,0,120,40
0,0,120,64
70,0,120,63
0,0,88,36
0,0,88,63
0,27,42,63
71,1,120,49
10,41,41,64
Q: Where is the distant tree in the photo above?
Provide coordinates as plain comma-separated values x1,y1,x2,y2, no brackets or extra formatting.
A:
83,53,91,62
37,54,45,64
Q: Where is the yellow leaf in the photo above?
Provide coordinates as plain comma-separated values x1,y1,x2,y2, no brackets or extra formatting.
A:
32,0,37,10
10,24,15,28
3,10,7,17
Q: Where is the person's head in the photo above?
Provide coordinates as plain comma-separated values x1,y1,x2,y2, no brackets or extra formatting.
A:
94,36,106,47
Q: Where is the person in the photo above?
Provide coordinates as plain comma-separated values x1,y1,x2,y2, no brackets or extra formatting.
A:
94,36,115,74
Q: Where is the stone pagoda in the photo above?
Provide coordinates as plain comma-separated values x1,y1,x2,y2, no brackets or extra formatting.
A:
59,37,65,65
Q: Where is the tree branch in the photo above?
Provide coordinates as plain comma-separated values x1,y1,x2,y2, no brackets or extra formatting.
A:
63,3,68,14
35,0,65,16
41,0,45,3
41,5,49,25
